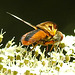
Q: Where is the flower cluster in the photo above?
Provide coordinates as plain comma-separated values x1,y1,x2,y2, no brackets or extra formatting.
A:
0,29,75,75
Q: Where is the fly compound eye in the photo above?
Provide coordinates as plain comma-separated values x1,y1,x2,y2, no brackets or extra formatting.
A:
53,31,63,41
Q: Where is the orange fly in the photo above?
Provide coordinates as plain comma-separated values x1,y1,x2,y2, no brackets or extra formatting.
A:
7,12,63,51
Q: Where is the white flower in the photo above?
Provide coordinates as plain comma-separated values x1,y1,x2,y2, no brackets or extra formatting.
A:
1,29,75,75
61,35,75,47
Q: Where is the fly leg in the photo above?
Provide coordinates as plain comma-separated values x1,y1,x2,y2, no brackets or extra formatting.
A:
50,44,54,51
46,45,48,52
30,43,38,51
44,41,55,52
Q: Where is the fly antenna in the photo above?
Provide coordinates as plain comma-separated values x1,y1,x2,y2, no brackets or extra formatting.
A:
6,12,37,30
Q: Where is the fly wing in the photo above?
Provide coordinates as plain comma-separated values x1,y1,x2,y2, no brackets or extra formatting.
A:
36,21,57,36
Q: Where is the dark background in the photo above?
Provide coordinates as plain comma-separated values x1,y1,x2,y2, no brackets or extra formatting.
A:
0,0,75,46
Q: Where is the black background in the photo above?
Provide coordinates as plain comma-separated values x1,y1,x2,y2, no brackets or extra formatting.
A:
0,0,75,46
